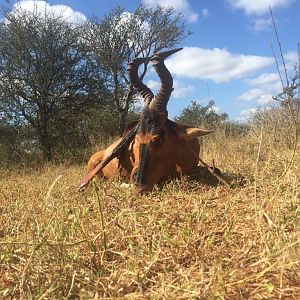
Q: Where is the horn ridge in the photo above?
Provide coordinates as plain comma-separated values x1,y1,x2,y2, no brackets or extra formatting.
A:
128,57,153,105
150,48,183,65
148,48,183,113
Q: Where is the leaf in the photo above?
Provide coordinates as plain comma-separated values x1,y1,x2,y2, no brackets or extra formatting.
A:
265,282,275,293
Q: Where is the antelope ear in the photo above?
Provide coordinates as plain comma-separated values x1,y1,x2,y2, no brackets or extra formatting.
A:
178,127,214,141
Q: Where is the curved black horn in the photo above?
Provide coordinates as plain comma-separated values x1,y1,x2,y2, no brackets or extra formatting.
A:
128,57,153,106
148,48,183,113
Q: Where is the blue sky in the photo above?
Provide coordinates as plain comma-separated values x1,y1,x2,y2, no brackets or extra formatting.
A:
1,0,299,120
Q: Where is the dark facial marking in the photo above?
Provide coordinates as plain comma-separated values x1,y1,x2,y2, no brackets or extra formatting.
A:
135,143,149,186
134,108,161,186
134,108,177,187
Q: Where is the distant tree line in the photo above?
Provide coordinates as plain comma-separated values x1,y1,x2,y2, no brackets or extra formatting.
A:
174,100,249,136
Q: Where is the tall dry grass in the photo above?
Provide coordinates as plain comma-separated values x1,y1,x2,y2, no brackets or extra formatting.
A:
0,110,299,299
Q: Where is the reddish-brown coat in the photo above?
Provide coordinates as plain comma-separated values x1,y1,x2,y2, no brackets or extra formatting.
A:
87,120,212,193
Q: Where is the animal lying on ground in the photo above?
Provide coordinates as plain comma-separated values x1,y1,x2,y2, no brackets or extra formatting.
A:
84,48,213,193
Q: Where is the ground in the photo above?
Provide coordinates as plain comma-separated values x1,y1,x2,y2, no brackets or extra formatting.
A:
0,130,299,299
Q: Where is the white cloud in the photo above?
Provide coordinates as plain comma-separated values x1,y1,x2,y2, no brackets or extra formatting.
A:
252,17,272,31
284,51,298,63
166,47,273,83
226,0,293,15
284,51,299,71
146,79,194,98
246,72,280,85
238,49,299,106
172,80,195,98
270,51,298,83
142,0,198,22
239,72,282,104
11,0,87,24
146,79,160,92
238,88,275,104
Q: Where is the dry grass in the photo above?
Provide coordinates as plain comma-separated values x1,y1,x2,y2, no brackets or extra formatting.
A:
1,126,300,299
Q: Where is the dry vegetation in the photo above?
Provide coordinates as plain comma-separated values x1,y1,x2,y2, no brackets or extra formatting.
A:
1,110,300,299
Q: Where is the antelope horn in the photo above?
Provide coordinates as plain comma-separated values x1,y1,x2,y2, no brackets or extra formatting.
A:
128,57,153,106
149,48,183,113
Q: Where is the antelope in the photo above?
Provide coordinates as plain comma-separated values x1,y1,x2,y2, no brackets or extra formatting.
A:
83,48,213,193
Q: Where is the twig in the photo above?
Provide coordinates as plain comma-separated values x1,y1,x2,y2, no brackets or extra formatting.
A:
66,272,76,299
207,82,212,101
198,156,231,188
37,281,60,300
272,118,298,183
269,8,299,183
254,124,263,232
93,181,107,250
270,41,285,91
184,139,231,188
20,242,44,298
45,175,62,200
270,6,289,86
298,43,300,98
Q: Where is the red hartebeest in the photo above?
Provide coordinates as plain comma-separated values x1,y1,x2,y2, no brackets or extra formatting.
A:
85,48,213,193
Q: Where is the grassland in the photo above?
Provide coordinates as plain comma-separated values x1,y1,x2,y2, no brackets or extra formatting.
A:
0,126,299,299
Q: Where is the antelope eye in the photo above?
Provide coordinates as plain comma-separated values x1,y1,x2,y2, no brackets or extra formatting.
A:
151,129,165,145
150,134,161,145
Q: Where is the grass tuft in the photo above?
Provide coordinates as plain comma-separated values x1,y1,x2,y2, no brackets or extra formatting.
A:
1,126,299,299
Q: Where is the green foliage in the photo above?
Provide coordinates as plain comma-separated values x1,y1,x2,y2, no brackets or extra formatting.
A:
0,117,40,165
174,100,250,137
0,121,18,164
175,100,229,128
0,8,108,161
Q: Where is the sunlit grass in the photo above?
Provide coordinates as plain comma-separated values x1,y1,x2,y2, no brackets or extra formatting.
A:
0,129,299,299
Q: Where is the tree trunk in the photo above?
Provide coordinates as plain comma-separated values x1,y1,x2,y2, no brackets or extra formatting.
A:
118,110,128,134
117,87,135,134
40,130,52,162
38,108,52,162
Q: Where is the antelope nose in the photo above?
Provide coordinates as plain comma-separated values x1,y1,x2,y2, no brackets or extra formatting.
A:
132,167,145,187
134,184,147,195
135,181,155,195
131,170,145,193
